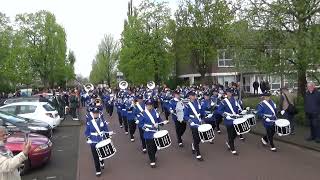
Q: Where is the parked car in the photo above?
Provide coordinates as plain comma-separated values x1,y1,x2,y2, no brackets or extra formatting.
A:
0,102,61,128
5,131,53,175
0,111,52,138
3,96,55,107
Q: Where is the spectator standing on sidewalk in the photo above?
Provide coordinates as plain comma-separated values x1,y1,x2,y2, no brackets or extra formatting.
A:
253,81,259,95
305,82,320,143
280,87,297,135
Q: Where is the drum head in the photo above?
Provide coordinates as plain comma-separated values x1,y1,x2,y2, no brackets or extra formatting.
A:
198,124,212,132
154,130,168,138
275,119,290,126
243,114,255,119
233,118,247,124
96,139,111,148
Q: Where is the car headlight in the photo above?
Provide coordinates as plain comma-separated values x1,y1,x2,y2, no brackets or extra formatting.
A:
33,144,49,152
28,126,48,131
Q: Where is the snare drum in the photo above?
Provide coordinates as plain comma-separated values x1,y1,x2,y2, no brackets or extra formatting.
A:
243,114,256,126
95,139,116,160
233,118,251,135
153,130,171,150
198,124,215,142
275,119,291,136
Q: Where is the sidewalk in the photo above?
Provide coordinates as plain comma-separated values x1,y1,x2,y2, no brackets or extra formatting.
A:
250,120,320,152
59,115,82,127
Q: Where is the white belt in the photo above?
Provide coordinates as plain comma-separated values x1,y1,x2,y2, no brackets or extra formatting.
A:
128,111,133,113
90,132,104,136
122,109,126,111
144,124,153,128
189,115,195,118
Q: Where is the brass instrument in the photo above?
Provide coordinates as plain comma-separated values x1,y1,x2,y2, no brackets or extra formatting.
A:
84,83,94,92
119,81,128,90
147,81,155,90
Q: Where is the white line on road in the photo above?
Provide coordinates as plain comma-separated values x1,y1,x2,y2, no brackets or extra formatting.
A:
46,176,57,179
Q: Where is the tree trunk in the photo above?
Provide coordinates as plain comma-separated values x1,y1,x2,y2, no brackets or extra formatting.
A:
297,68,307,98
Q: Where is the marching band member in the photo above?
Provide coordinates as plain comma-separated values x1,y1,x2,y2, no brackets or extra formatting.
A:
162,89,172,121
122,94,129,135
201,92,215,143
169,90,187,147
85,107,112,176
234,92,246,141
126,93,136,142
139,99,168,168
134,94,147,153
115,92,124,128
212,89,223,133
217,88,240,155
103,91,114,117
184,91,205,161
256,91,278,152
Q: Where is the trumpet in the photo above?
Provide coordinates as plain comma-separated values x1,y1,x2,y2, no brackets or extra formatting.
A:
95,97,102,106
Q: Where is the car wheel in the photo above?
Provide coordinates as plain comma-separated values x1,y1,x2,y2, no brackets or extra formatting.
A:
19,159,31,176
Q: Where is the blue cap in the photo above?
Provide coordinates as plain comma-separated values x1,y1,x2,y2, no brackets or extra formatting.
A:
188,91,196,96
225,88,234,93
89,107,100,113
136,94,143,99
145,99,153,105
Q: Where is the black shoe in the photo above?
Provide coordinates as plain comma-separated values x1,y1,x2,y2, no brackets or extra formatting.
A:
142,148,147,154
150,162,156,168
270,147,277,152
231,150,238,155
96,172,102,177
178,142,184,147
196,155,203,161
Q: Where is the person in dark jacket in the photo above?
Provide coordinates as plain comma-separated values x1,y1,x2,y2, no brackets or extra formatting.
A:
305,82,320,143
253,81,259,95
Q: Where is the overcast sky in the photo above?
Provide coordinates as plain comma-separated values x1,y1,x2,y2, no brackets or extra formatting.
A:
0,0,178,78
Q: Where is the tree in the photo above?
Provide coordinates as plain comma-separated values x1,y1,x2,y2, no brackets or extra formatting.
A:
247,0,320,97
174,0,234,83
15,10,68,87
89,34,119,85
119,0,172,85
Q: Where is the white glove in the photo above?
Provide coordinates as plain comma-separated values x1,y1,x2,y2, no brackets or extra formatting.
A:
99,132,104,137
226,116,232,120
163,120,169,125
86,138,92,144
170,110,174,114
280,110,285,115
265,118,271,122
108,131,114,136
135,120,139,124
241,110,247,115
190,122,196,126
246,107,250,111
154,123,159,128
145,128,150,131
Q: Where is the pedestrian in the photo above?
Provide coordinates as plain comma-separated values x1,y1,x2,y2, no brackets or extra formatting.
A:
70,90,79,120
0,126,32,180
253,81,259,95
305,82,320,143
260,80,266,93
279,87,297,134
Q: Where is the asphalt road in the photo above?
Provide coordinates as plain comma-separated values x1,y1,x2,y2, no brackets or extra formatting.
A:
22,119,80,180
77,108,320,180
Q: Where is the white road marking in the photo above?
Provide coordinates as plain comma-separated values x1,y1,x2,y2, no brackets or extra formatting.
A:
46,176,57,179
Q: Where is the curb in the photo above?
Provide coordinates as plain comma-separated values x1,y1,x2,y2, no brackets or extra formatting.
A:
250,130,320,152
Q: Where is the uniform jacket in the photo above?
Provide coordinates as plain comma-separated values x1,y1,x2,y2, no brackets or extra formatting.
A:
217,97,239,126
256,99,277,127
134,102,146,128
85,116,109,145
139,109,163,139
201,99,215,122
184,100,205,127
169,98,181,121
0,144,27,180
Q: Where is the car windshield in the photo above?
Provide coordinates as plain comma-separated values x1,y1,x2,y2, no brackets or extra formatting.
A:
42,104,55,111
0,111,28,123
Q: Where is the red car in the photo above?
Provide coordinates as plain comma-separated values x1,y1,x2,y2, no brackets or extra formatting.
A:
5,132,53,175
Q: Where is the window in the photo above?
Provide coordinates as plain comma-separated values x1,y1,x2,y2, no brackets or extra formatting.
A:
43,104,55,111
0,106,17,114
18,105,37,114
218,49,234,67
270,76,281,90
